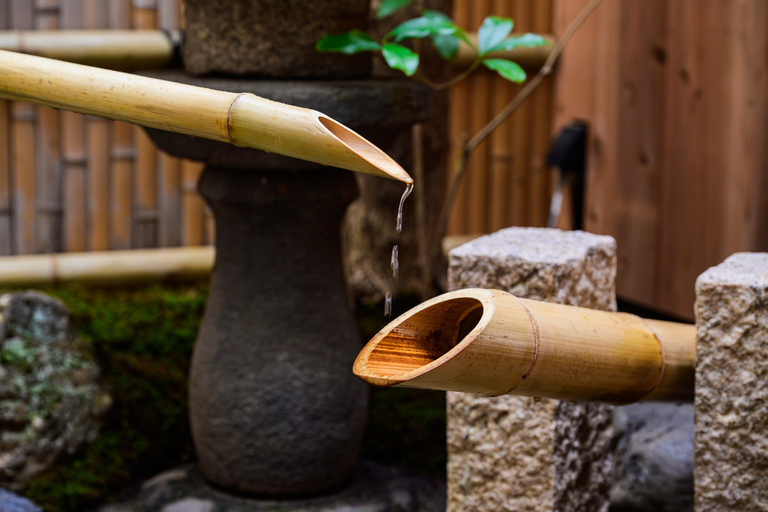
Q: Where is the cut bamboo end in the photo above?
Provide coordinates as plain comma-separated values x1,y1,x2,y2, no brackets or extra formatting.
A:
353,289,696,404
0,50,412,183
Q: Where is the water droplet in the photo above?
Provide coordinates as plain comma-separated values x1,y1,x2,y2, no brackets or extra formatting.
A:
385,292,392,317
390,245,399,279
396,182,414,234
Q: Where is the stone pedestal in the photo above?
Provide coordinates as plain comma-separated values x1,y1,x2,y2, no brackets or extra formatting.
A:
446,228,617,512
142,74,428,496
694,253,768,511
191,168,364,494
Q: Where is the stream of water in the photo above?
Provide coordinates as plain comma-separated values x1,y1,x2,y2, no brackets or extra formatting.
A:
385,183,414,317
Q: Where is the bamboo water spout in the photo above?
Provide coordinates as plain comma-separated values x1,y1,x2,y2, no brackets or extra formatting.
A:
0,50,411,182
354,289,695,404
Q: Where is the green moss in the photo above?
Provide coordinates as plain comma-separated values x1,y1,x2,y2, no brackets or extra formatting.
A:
15,282,209,512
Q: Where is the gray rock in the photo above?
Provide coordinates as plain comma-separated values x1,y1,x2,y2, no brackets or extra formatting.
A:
0,292,110,490
0,489,42,512
610,403,694,512
694,253,768,510
182,0,371,78
447,228,617,512
97,463,445,512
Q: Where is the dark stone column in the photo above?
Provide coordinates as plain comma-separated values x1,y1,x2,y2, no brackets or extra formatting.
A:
191,168,365,495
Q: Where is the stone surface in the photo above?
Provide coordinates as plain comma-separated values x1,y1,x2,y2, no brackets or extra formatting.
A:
96,462,446,512
611,403,694,512
141,73,430,170
694,253,768,511
0,489,42,512
0,292,110,490
182,0,371,77
447,227,616,512
190,168,366,495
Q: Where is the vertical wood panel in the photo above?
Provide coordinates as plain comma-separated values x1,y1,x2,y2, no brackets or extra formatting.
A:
34,0,63,253
132,0,159,247
10,1,35,255
446,0,471,235
0,1,13,255
181,160,205,246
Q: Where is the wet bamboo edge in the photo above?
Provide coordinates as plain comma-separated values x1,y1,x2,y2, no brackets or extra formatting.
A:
0,50,412,183
354,288,695,404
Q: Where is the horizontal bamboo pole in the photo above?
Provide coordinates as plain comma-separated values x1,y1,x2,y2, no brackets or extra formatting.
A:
0,50,411,182
354,288,695,404
453,33,555,69
0,246,214,287
0,30,179,70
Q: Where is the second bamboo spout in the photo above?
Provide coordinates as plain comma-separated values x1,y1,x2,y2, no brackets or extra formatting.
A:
0,49,412,183
354,289,695,404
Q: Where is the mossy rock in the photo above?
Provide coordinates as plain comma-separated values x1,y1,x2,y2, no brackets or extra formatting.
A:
7,284,444,512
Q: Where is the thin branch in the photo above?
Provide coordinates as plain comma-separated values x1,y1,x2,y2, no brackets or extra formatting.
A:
429,0,605,275
416,58,482,90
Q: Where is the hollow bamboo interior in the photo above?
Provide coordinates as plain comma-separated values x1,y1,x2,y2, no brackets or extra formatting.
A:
0,30,178,70
354,289,695,404
0,50,411,183
0,246,214,287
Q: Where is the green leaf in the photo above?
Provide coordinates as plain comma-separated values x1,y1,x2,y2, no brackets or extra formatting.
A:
483,58,527,83
478,16,514,55
430,33,460,59
382,43,420,76
377,0,412,18
488,33,549,53
388,10,459,42
316,30,381,54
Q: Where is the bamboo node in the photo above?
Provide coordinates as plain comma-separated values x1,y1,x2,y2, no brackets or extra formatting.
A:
226,93,250,147
639,318,668,400
506,294,540,394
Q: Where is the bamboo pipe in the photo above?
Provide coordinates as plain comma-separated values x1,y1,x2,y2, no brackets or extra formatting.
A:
354,289,695,404
0,50,411,183
453,33,555,69
0,30,180,70
0,246,214,287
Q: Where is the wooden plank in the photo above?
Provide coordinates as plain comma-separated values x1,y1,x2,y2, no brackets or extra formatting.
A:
0,100,12,255
11,103,36,255
612,0,666,308
132,0,159,247
158,152,180,246
10,1,34,254
465,0,492,234
446,0,471,235
507,0,532,227
181,160,205,246
157,0,178,28
60,0,86,252
108,0,133,249
34,0,62,253
527,0,553,227
83,0,110,250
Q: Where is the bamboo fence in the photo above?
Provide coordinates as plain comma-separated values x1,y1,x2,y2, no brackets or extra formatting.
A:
0,0,553,256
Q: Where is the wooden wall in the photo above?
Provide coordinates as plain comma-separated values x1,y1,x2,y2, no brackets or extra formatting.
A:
447,0,555,235
0,0,212,256
552,0,768,319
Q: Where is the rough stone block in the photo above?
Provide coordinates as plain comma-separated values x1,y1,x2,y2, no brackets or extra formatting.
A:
447,227,617,512
694,253,768,511
182,0,371,77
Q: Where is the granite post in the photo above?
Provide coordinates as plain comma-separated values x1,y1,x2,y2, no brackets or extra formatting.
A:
447,227,617,512
694,253,768,510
